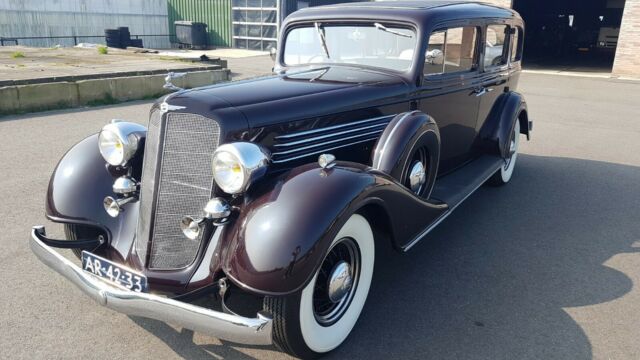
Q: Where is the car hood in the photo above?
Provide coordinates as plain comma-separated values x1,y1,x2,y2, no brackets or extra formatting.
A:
168,66,410,128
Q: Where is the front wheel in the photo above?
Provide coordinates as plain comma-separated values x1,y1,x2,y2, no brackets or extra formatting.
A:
264,214,375,358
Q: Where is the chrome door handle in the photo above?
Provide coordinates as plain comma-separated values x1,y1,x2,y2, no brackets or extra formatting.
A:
474,87,494,97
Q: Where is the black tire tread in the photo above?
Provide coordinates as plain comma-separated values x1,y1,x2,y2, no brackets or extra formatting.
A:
263,295,321,359
263,296,297,356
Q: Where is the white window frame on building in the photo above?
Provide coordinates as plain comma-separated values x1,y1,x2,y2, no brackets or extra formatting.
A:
232,0,279,51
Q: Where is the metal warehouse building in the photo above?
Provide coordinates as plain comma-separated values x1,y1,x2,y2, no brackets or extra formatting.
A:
1,0,639,77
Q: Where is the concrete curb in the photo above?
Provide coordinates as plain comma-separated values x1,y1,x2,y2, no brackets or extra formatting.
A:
0,69,230,116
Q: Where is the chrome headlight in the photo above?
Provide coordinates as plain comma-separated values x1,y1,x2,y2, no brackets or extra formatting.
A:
98,120,146,166
212,143,270,194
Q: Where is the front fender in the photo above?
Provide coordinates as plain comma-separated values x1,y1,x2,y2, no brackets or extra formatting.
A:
220,162,447,296
45,134,136,260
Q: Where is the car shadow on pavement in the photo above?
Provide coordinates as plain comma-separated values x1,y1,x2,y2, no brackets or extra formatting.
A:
133,154,640,360
129,316,272,359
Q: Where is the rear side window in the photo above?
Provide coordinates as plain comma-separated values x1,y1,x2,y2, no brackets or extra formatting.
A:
510,26,523,62
484,24,508,68
424,26,477,76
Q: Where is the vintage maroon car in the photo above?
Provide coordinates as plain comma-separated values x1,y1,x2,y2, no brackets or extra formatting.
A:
30,1,530,358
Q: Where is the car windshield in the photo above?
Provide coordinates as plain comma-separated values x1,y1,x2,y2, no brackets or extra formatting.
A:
283,23,417,72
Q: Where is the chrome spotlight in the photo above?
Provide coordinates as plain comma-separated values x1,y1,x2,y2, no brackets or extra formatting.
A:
204,198,231,220
112,176,138,195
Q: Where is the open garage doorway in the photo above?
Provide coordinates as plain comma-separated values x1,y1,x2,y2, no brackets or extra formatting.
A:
513,0,625,74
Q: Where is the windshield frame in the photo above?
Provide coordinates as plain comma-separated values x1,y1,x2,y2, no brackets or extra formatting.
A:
280,20,420,75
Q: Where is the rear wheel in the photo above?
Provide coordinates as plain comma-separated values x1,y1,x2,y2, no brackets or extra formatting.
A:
63,224,104,259
264,214,375,358
488,120,521,186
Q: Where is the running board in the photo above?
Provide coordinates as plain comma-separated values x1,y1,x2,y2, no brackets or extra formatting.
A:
402,155,504,251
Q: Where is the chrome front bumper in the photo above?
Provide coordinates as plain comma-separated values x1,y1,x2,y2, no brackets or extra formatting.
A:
29,226,273,345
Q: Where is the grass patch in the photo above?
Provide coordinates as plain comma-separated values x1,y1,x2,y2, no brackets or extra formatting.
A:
11,51,25,59
97,46,108,55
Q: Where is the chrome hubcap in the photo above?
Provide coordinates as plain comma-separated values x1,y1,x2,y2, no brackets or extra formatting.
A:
312,238,361,326
504,124,520,170
409,161,426,194
327,261,353,303
509,138,517,156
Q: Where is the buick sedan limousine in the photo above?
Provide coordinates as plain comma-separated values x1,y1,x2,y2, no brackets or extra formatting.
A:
30,1,531,358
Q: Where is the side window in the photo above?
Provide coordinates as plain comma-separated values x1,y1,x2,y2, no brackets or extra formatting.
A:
484,24,508,68
424,27,477,76
510,26,523,63
424,31,445,75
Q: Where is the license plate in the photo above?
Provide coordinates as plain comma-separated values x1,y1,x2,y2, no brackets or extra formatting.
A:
81,251,148,293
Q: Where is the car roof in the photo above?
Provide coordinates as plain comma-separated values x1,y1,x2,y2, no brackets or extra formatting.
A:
307,0,476,10
286,1,522,27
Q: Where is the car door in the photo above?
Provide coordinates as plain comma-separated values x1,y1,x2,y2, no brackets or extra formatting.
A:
476,23,511,132
417,25,482,175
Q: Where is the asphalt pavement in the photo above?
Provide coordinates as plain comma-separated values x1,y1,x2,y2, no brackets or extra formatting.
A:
1,72,640,360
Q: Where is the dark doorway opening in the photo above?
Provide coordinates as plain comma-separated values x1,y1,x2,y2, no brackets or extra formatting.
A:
513,0,625,73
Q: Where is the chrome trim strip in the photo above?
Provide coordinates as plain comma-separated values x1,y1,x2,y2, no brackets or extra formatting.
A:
275,114,395,141
274,121,389,149
273,129,384,157
30,228,273,345
272,136,379,163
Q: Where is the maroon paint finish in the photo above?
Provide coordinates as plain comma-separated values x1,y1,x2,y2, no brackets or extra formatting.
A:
372,111,441,198
218,162,447,296
46,135,125,246
478,91,529,158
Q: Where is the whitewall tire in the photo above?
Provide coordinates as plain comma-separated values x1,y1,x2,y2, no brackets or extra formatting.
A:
264,213,375,358
489,120,520,186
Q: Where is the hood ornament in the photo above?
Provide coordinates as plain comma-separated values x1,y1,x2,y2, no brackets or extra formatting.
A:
160,101,186,113
164,72,187,92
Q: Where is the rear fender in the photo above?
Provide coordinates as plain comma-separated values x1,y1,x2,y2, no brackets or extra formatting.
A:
219,162,447,296
479,91,529,159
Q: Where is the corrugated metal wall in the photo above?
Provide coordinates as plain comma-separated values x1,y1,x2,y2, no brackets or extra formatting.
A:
0,0,171,48
167,0,232,47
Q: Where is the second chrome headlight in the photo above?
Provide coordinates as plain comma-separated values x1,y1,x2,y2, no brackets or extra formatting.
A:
212,142,269,194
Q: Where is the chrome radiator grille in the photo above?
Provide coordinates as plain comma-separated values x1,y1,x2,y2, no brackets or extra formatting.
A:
136,111,220,270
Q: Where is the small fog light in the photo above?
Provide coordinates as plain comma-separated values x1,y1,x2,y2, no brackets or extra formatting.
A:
103,196,121,217
103,196,135,217
180,216,203,240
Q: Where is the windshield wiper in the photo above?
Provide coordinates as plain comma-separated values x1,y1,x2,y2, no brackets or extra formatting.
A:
374,23,413,38
315,22,330,59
